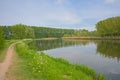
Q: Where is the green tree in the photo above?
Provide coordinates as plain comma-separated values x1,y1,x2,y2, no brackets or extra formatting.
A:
32,26,75,38
0,26,12,39
11,24,35,39
96,16,120,37
0,27,5,48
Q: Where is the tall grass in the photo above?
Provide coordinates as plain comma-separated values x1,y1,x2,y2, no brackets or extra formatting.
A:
15,41,105,80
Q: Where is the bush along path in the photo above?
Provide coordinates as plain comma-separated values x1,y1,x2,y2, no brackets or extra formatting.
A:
0,44,14,80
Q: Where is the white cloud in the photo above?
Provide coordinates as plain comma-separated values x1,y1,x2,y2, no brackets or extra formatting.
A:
42,0,81,24
105,0,119,3
55,0,68,4
56,0,63,4
78,4,120,20
48,12,81,24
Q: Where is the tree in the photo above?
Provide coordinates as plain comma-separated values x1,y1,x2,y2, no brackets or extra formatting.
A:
32,26,75,38
0,27,5,48
0,26,12,39
11,24,35,39
96,16,120,37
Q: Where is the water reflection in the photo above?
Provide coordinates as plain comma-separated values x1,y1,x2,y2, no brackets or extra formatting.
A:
30,39,120,61
97,40,120,62
30,39,90,51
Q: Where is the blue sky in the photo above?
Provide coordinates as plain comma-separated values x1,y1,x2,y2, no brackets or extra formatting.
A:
0,0,120,30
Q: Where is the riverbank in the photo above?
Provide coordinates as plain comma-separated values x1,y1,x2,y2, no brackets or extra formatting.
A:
6,40,105,80
62,37,120,40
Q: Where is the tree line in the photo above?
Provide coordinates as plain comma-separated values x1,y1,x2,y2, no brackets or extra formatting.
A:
0,24,75,39
0,16,120,42
63,29,97,37
64,16,120,37
0,24,96,40
96,16,120,37
0,24,35,39
32,26,74,38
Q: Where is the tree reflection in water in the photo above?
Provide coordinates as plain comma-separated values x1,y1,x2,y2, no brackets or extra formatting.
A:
97,40,120,62
29,39,120,62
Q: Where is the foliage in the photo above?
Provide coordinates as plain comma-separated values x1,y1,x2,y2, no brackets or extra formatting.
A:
0,27,5,48
11,24,35,39
15,41,105,80
0,26,12,39
31,26,75,38
0,24,35,39
64,29,97,37
96,16,120,37
0,24,75,39
1,24,97,39
0,16,120,39
75,29,97,37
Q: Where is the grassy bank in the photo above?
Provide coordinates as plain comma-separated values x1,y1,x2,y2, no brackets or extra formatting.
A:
0,40,15,62
8,41,105,80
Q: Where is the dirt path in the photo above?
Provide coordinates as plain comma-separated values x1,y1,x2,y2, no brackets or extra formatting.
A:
0,44,14,80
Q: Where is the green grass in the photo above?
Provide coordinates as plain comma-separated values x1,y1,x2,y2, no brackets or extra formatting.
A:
14,41,105,80
0,40,16,62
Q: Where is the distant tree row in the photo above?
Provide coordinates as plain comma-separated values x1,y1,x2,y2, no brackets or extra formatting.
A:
0,24,98,39
74,29,97,37
0,27,4,48
31,26,75,38
1,16,119,40
0,24,35,39
64,29,97,37
96,16,120,37
0,24,75,39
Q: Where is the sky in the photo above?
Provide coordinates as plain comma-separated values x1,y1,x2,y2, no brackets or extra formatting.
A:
0,0,120,30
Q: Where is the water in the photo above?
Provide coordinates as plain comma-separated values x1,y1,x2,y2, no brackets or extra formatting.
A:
30,39,120,80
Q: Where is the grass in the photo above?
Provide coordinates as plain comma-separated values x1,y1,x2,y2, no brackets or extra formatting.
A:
0,40,15,62
7,41,105,80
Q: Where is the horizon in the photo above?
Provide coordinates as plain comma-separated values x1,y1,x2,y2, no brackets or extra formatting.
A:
0,0,120,31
